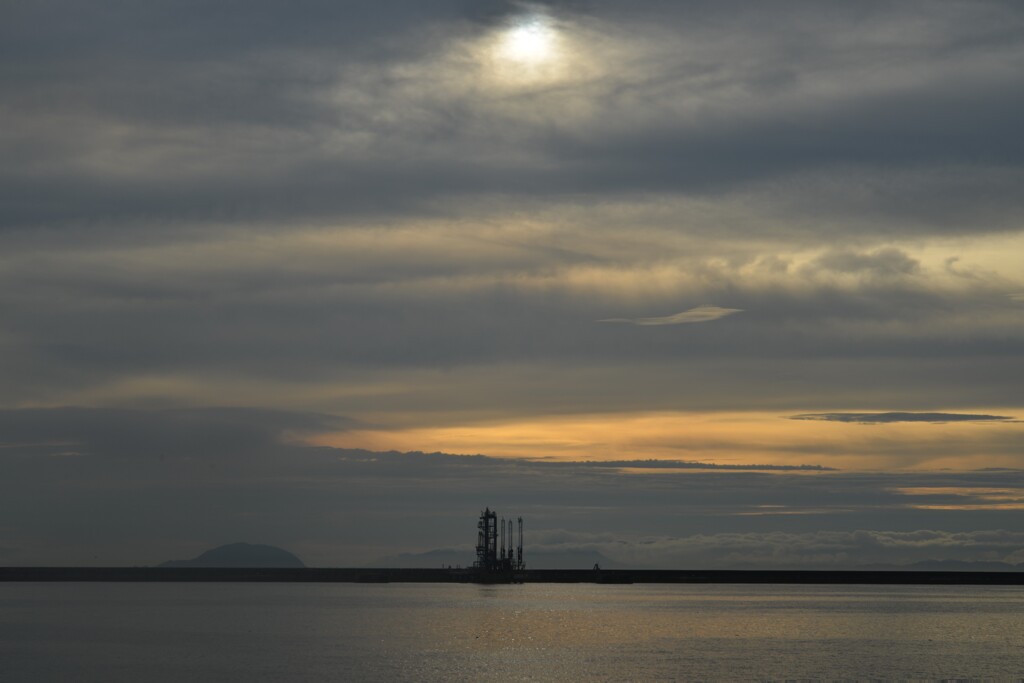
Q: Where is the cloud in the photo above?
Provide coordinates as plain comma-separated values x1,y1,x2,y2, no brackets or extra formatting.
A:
790,412,1016,424
0,406,357,460
4,1,1024,233
804,248,920,278
560,459,835,472
598,305,742,325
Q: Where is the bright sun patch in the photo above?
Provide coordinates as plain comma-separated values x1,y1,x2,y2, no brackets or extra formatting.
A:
498,15,558,65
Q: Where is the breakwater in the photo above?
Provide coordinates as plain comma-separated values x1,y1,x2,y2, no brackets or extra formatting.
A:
3,567,1024,585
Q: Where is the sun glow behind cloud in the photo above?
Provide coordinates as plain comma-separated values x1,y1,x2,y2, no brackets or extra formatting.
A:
498,15,558,65
487,12,569,84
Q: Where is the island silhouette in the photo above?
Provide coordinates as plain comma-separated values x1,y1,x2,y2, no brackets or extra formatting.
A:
159,543,305,568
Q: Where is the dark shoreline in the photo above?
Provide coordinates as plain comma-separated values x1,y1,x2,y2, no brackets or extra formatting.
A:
3,567,1024,585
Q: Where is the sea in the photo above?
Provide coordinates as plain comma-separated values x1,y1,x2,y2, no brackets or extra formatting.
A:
2,582,1023,682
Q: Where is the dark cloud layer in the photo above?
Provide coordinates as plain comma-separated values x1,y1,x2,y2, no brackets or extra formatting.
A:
3,1,1024,230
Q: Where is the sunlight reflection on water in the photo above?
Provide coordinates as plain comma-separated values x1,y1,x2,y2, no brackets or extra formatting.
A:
2,583,1024,681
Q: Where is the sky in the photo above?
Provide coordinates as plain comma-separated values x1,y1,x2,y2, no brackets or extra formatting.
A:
2,0,1023,569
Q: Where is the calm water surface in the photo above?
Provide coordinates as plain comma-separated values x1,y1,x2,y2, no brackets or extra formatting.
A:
2,582,1023,681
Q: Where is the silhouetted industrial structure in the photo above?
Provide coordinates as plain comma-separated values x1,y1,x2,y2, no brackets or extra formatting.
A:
474,507,524,573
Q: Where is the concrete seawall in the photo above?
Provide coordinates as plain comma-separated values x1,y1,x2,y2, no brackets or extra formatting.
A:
3,567,1024,585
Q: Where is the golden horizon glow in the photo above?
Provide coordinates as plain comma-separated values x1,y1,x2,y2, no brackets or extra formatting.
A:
316,409,1024,472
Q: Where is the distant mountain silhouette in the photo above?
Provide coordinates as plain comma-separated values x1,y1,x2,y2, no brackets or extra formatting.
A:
159,542,305,568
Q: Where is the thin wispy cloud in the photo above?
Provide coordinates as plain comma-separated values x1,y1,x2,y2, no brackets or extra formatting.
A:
790,412,1016,424
598,305,743,326
539,459,834,472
